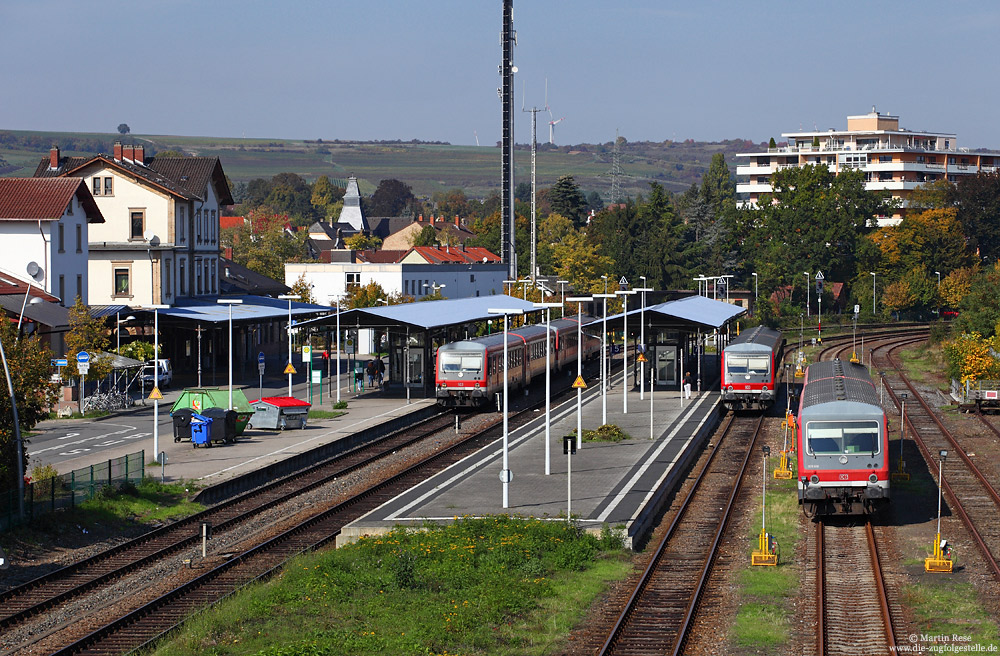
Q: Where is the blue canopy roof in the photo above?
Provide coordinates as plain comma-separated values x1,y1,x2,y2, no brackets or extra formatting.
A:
296,294,540,331
585,294,745,331
144,295,331,324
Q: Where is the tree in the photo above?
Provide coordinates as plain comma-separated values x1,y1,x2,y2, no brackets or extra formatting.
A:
63,297,113,382
768,137,777,149
411,224,439,247
221,212,311,281
586,190,604,212
552,231,615,294
869,208,971,275
345,281,389,308
433,188,471,219
955,172,1000,263
289,274,316,305
548,175,588,227
118,341,155,362
344,233,383,250
311,175,346,218
0,320,58,492
369,179,416,217
117,123,130,135
939,266,978,309
154,149,185,158
514,182,532,204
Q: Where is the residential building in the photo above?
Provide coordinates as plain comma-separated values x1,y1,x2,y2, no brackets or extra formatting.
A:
34,144,233,306
381,215,475,250
0,177,104,307
736,109,1000,224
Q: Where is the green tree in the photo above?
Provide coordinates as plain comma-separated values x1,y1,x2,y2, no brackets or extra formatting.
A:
433,188,472,219
118,340,155,362
310,175,346,218
909,179,956,210
548,175,588,227
344,233,383,250
289,274,316,305
344,281,389,308
955,172,1000,263
0,320,58,491
369,179,416,217
411,224,439,247
954,263,1000,337
221,212,312,281
553,231,615,294
63,297,113,381
117,123,130,135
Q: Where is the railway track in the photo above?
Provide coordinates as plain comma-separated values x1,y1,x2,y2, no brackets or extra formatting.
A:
596,413,764,656
875,342,1000,582
814,519,897,656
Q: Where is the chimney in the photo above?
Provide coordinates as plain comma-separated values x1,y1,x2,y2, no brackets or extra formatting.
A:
417,214,423,222
134,145,144,165
224,247,233,258
49,146,60,170
113,142,123,161
454,215,460,227
122,144,134,163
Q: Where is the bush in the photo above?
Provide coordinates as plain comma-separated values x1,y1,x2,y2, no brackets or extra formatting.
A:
567,424,632,443
332,400,348,409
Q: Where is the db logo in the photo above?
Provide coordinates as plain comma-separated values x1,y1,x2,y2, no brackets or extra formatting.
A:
839,474,849,481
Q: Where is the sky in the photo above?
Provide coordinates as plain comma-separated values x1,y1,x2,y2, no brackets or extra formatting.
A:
5,1,1000,149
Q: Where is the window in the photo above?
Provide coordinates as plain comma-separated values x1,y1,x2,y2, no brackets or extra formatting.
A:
92,178,101,196
211,210,217,242
196,209,202,243
346,272,361,289
196,260,202,294
103,177,113,196
179,207,186,243
130,210,145,239
470,274,475,282
76,224,82,253
948,156,956,165
917,155,925,164
76,275,82,301
165,259,172,297
806,420,879,455
58,224,65,253
59,275,65,305
113,267,130,297
878,155,892,162
439,353,482,375
179,259,186,295
66,199,73,215
211,262,216,293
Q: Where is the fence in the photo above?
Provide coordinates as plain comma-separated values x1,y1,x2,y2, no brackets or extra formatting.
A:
1,451,145,531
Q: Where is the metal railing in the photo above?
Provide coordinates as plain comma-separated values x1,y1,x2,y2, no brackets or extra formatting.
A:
1,451,145,531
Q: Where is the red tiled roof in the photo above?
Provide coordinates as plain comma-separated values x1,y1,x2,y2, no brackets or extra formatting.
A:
0,272,59,302
220,215,246,230
409,246,501,264
0,178,104,223
355,250,408,264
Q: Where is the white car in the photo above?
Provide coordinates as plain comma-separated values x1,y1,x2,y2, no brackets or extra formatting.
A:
141,359,172,388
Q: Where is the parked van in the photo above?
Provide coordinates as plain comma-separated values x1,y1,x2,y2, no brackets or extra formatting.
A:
142,359,173,388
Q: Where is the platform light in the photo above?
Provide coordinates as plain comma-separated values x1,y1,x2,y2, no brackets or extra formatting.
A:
216,300,242,410
534,302,562,476
147,304,171,456
278,294,301,397
488,307,524,508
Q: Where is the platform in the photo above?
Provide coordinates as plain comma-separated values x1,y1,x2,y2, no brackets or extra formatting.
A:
339,378,723,549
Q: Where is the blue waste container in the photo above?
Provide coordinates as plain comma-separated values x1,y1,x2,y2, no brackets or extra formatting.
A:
190,413,213,448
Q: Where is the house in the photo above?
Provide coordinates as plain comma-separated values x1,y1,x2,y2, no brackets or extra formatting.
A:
34,143,233,306
381,215,476,250
736,109,1000,224
0,177,104,307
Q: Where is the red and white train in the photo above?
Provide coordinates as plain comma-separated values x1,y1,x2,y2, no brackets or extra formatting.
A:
797,359,890,515
435,316,600,408
720,326,784,411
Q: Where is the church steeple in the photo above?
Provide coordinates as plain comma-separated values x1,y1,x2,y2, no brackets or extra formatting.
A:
338,176,369,232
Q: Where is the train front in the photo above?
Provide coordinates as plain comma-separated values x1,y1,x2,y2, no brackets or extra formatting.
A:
721,345,776,411
435,342,487,408
797,387,889,515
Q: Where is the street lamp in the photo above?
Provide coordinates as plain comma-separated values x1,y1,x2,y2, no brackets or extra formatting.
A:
15,285,43,343
635,284,653,400
534,302,562,475
567,296,593,452
870,272,877,315
503,279,517,297
377,297,390,306
146,304,170,458
751,272,758,300
328,295,342,404
935,271,941,287
216,299,242,410
804,271,811,317
423,282,446,297
601,274,608,295
557,280,569,307
616,289,637,413
488,307,525,508
114,312,135,353
594,292,615,425
277,294,300,397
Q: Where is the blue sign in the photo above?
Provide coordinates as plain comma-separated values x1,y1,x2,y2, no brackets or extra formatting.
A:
76,351,90,363
53,358,68,367
258,352,266,364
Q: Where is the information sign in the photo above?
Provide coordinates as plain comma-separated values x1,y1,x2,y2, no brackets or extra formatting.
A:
77,363,90,376
311,369,322,384
76,351,90,364
345,338,355,355
258,352,266,365
53,358,68,367
301,345,312,362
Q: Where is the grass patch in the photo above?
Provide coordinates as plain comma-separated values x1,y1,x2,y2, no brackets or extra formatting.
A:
147,516,631,656
308,410,347,420
77,478,204,524
897,343,948,386
902,580,1000,648
733,602,790,648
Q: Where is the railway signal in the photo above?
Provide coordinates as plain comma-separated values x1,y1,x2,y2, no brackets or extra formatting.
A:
774,421,793,480
925,450,954,573
892,392,910,482
752,445,778,566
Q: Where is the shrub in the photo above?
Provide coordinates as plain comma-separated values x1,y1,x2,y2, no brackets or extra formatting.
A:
567,424,632,443
332,400,348,409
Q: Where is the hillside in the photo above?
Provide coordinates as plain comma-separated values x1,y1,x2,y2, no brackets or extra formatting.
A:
0,129,762,201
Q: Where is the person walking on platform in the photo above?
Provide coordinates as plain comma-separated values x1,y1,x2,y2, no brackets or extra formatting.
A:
375,358,385,387
366,360,376,389
684,371,693,400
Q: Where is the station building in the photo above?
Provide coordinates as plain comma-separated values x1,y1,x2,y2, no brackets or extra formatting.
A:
736,109,1000,225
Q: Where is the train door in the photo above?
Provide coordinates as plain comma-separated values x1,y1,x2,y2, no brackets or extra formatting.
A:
654,346,679,386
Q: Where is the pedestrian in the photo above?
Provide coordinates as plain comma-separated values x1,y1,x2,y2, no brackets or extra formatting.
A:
684,371,692,400
375,358,385,386
366,360,376,388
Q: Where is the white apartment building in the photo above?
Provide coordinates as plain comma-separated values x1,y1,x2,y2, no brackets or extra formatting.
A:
0,177,104,306
34,144,233,306
736,109,1000,224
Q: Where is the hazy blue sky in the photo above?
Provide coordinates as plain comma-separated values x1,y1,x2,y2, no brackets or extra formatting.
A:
5,1,1000,148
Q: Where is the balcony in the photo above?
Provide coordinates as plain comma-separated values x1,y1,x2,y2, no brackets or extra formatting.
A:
736,182,773,194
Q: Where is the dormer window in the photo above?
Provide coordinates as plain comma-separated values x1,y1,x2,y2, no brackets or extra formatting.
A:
103,177,113,196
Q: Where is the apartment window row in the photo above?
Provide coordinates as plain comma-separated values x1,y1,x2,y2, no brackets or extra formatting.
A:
56,223,84,253
346,272,361,289
91,176,113,196
195,208,219,245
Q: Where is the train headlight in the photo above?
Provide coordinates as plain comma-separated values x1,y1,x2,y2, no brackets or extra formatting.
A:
810,475,819,484
762,385,768,391
869,474,878,483
474,382,480,388
727,385,734,392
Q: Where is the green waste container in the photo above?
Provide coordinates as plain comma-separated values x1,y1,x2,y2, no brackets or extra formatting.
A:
170,388,255,436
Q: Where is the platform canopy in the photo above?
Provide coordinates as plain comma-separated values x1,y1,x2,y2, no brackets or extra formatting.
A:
295,294,540,332
585,294,746,332
137,295,331,324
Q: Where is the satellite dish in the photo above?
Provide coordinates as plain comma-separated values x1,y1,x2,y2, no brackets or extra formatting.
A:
483,257,488,263
26,261,42,280
143,231,160,247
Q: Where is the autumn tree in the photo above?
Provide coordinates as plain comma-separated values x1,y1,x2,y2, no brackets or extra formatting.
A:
939,266,978,309
289,274,316,305
63,297,113,381
344,233,383,250
868,208,972,275
0,320,58,491
552,231,615,295
310,175,346,218
221,212,311,281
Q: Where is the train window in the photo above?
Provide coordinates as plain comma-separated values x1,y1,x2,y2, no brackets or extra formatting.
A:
726,357,748,376
440,353,482,375
746,357,770,375
807,421,879,455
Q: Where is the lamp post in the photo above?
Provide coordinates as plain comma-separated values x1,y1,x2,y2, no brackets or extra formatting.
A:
594,293,615,425
503,279,516,297
377,297,390,306
934,449,947,559
935,271,941,287
601,274,608,295
423,282,446,297
616,289,637,413
16,284,44,343
216,300,242,409
328,295,342,404
567,296,593,452
534,302,562,475
557,280,569,308
804,271,811,317
0,330,25,517
277,294,300,397
146,304,170,458
871,272,877,316
488,307,525,508
752,272,758,300
114,312,136,353
636,281,653,401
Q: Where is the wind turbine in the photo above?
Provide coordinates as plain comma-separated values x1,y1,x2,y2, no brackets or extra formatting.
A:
474,130,480,147
548,117,565,145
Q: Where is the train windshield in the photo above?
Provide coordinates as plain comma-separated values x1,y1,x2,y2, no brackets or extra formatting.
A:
806,421,880,455
439,353,483,375
727,356,770,376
